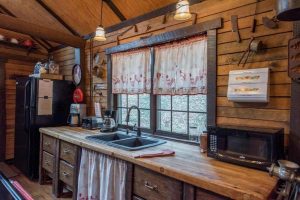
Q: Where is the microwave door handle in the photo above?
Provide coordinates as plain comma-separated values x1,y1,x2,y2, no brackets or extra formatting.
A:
24,80,30,131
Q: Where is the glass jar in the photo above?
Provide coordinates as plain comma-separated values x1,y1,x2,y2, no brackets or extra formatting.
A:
199,131,207,153
189,125,199,142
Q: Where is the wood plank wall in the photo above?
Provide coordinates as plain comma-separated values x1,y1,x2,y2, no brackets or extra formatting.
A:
4,60,34,160
84,0,292,143
52,47,75,81
83,0,291,145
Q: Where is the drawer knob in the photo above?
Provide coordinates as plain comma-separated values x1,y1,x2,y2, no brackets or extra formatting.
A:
144,181,158,192
63,149,70,154
45,142,50,146
62,172,70,177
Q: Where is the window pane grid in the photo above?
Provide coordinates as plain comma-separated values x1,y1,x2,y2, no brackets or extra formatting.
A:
156,94,207,139
117,94,151,129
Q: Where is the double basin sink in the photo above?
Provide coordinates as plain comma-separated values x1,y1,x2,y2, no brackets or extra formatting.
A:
86,131,166,151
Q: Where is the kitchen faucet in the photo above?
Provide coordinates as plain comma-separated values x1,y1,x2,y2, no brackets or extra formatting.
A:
125,105,141,137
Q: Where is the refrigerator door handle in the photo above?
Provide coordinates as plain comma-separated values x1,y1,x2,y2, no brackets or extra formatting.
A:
24,80,30,131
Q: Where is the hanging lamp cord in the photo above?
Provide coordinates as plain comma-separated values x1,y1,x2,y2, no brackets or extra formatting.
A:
100,0,103,26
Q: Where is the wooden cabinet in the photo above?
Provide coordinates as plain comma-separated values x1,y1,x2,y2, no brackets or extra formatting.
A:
60,141,77,165
39,134,58,196
42,134,56,154
133,166,183,200
39,133,229,200
195,188,229,200
42,151,54,173
59,160,74,187
133,166,229,200
57,141,79,199
39,133,80,200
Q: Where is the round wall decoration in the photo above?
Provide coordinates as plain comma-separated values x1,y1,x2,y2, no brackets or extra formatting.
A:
72,64,82,86
73,88,84,103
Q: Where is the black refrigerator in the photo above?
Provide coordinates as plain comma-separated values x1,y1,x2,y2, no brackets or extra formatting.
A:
14,77,74,179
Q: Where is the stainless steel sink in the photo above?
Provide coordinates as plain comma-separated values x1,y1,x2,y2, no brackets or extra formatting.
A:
108,137,166,151
86,132,134,143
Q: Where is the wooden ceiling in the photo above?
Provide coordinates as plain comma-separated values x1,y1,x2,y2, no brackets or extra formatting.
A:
0,0,179,54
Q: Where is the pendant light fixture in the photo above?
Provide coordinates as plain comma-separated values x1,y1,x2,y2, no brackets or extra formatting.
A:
276,0,300,21
174,0,192,21
94,0,106,41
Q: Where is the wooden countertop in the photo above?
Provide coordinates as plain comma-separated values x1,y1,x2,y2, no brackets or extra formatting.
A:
39,126,277,200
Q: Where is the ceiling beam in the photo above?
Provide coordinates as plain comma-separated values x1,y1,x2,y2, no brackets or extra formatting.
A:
0,14,85,48
49,44,67,53
35,0,81,36
31,36,51,50
84,0,204,38
0,45,47,62
0,4,15,17
39,39,53,49
103,0,126,21
105,0,204,33
0,4,51,52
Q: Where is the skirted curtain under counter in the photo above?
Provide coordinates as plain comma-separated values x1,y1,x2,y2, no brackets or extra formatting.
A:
77,148,127,200
112,48,151,94
153,35,208,95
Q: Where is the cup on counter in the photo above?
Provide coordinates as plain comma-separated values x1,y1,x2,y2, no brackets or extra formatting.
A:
199,131,207,153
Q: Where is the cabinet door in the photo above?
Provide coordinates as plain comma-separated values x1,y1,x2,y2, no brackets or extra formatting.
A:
134,166,182,200
196,188,229,200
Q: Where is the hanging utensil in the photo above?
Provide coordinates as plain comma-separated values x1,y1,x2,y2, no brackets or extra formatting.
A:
238,38,263,67
231,15,241,43
263,16,279,29
251,0,259,33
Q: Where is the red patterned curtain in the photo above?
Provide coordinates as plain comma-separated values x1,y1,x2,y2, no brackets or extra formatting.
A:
112,48,151,94
153,35,207,95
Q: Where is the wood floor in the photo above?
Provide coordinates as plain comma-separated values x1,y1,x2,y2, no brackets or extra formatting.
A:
8,165,71,200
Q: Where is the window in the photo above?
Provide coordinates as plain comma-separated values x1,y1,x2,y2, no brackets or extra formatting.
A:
157,94,207,141
110,33,215,143
117,94,151,129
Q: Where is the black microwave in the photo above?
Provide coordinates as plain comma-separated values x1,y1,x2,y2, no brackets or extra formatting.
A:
207,125,284,170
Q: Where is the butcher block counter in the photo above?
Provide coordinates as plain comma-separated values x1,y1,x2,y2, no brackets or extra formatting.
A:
39,126,277,200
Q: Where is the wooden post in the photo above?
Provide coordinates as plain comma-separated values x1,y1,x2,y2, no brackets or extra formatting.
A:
0,59,6,161
75,48,86,103
289,22,300,164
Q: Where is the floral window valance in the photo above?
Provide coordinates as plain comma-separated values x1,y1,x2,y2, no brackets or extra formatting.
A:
112,48,151,94
153,35,207,95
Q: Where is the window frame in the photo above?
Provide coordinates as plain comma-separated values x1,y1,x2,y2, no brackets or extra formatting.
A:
156,95,207,140
106,21,219,142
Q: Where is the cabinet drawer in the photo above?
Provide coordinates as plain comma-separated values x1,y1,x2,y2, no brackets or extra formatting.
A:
42,151,54,173
42,135,56,154
60,141,77,165
134,166,182,200
59,160,74,187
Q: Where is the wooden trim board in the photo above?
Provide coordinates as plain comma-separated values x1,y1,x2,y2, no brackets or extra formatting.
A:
105,18,222,54
289,22,300,164
0,60,6,161
104,0,204,34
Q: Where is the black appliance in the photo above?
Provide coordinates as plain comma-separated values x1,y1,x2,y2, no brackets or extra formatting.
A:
100,110,118,132
207,125,284,170
82,116,102,130
15,77,74,179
